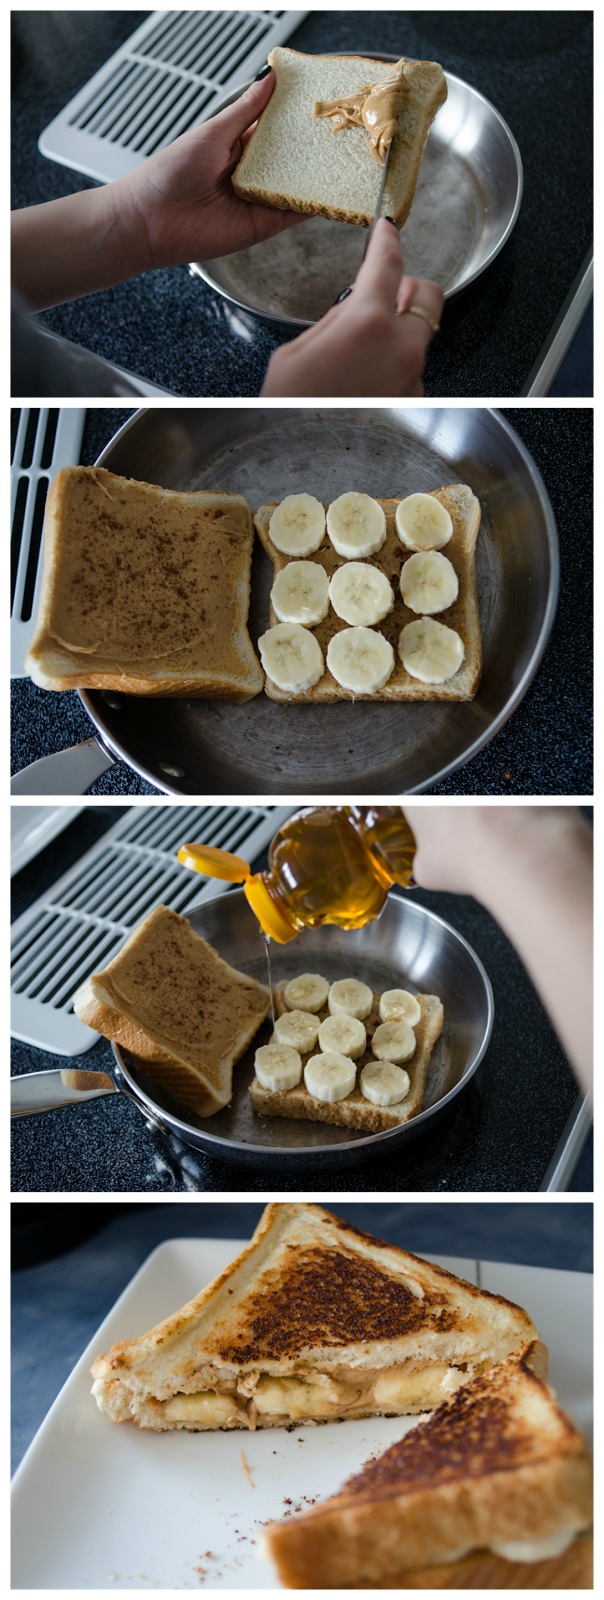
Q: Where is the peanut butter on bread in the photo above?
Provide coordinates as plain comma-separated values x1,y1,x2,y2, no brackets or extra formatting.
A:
73,906,270,1116
313,60,409,162
25,467,263,700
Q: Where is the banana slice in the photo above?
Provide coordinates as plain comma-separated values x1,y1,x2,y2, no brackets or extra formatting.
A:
274,1009,321,1053
269,494,326,557
328,978,373,1020
304,1052,357,1103
360,1061,411,1106
258,623,324,693
271,561,330,626
372,1019,416,1063
318,1013,367,1058
400,550,459,614
329,562,394,626
399,618,464,684
284,973,329,1012
395,493,453,551
327,493,387,559
379,989,421,1027
327,627,394,693
255,1043,302,1092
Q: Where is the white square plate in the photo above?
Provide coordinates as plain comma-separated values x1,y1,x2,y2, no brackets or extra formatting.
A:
11,1238,593,1590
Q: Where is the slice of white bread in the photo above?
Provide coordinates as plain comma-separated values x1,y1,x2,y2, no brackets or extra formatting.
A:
25,466,264,700
255,485,482,703
233,48,447,228
73,905,270,1117
249,978,443,1131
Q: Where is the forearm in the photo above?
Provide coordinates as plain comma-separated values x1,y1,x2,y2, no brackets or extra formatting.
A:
11,182,149,311
406,807,593,1094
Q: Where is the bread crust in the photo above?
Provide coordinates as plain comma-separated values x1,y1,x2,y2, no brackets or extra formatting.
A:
249,981,443,1130
74,980,228,1117
255,486,482,702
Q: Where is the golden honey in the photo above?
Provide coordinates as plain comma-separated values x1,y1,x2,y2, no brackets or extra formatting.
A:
260,806,416,937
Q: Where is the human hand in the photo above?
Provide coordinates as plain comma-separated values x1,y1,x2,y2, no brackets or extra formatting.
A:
261,218,443,397
116,69,303,270
404,806,589,902
404,805,593,1093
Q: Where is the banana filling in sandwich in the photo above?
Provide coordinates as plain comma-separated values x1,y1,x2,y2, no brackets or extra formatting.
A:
249,973,441,1131
91,1203,538,1435
144,1358,481,1431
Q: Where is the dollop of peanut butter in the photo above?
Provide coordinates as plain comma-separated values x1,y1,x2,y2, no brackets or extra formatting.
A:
313,59,408,162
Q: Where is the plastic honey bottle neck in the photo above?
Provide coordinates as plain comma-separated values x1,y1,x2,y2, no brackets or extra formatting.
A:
177,807,416,944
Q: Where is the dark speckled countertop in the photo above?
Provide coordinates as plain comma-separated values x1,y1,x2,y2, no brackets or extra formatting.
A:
11,809,590,1194
10,406,593,795
11,11,592,398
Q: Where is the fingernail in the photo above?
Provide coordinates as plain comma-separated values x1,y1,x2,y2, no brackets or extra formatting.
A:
385,216,399,228
254,63,272,80
334,286,353,305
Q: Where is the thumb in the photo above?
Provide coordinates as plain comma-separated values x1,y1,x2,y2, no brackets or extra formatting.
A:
352,218,404,312
209,69,275,150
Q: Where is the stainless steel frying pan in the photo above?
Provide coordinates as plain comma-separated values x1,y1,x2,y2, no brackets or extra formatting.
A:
12,406,558,796
12,889,494,1174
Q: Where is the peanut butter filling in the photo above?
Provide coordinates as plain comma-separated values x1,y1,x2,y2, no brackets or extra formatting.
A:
48,467,250,673
313,60,409,163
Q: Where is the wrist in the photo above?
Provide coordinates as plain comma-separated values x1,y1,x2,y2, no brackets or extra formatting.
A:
97,176,153,281
464,808,588,919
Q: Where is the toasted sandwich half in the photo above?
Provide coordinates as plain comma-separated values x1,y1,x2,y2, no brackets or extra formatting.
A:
262,1341,593,1589
91,1203,537,1433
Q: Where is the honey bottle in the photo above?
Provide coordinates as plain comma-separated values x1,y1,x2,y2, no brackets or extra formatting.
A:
178,806,416,944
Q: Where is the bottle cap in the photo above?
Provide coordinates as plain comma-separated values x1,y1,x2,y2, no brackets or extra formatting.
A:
178,844,297,942
177,843,251,882
244,874,298,943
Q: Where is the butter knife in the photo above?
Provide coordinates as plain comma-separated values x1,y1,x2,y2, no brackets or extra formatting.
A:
334,140,394,304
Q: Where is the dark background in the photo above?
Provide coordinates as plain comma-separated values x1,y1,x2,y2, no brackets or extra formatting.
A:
11,406,593,795
11,10,593,397
11,806,592,1194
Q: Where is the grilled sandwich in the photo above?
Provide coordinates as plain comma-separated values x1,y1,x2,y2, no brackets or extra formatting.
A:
91,1203,537,1433
262,1341,593,1588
